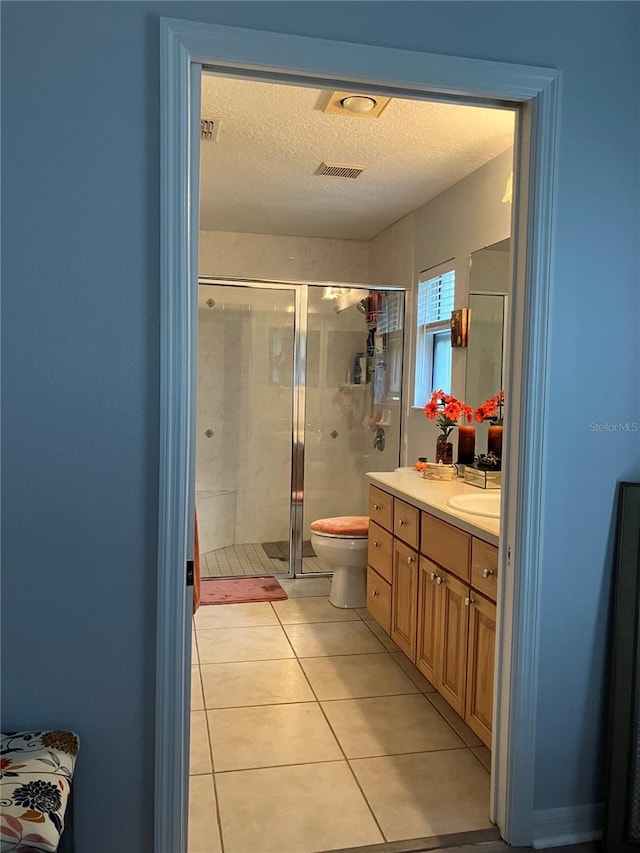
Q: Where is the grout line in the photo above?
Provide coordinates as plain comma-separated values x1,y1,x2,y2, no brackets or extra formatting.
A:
200,662,226,853
345,744,475,763
214,757,347,775
205,698,317,712
422,693,482,748
469,745,492,774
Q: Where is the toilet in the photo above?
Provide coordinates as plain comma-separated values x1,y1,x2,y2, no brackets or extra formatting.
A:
310,516,369,608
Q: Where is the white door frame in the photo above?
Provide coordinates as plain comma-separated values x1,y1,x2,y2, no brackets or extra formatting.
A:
158,17,560,853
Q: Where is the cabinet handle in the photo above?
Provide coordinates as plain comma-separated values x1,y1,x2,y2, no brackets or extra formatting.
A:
372,541,380,549
430,572,437,581
436,575,445,585
373,503,380,511
482,568,495,578
406,555,415,564
371,589,379,598
465,596,474,606
398,519,406,527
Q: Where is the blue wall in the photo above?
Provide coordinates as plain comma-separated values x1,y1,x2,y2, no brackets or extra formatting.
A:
2,2,638,848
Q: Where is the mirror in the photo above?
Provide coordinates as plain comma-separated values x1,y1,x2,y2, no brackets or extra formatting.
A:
465,238,511,452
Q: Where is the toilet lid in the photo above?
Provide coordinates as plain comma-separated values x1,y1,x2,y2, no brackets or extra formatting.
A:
310,516,369,537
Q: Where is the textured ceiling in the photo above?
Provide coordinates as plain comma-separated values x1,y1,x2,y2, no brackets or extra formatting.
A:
200,74,515,241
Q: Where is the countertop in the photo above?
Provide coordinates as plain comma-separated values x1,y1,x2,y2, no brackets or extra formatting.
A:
366,468,500,546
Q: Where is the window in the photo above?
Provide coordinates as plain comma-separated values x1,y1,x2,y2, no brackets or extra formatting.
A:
414,268,455,406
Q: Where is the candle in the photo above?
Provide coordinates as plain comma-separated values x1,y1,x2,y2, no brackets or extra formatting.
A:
457,425,476,465
487,424,503,458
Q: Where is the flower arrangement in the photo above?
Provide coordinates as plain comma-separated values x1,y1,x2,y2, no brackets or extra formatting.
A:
424,390,473,443
474,390,505,425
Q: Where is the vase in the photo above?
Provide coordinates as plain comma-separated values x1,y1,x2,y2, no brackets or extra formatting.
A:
457,425,476,465
487,424,503,459
435,441,453,465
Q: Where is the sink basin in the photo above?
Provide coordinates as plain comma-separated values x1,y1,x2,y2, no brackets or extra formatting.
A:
447,492,501,518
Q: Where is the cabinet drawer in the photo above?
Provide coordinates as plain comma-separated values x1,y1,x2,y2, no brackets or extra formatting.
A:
369,485,394,532
421,513,471,582
471,538,499,602
366,567,391,634
393,498,420,549
367,521,393,583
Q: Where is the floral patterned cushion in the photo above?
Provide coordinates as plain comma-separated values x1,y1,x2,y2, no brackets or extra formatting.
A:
0,731,79,853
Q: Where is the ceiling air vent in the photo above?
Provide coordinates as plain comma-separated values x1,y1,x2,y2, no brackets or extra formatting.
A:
201,118,221,142
315,162,367,179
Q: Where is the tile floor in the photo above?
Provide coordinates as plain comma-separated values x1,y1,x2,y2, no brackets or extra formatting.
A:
189,577,492,853
201,543,326,576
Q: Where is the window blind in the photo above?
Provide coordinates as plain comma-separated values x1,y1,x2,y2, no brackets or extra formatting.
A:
417,271,455,326
377,291,404,334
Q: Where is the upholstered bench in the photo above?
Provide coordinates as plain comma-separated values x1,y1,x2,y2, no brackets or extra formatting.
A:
0,730,79,853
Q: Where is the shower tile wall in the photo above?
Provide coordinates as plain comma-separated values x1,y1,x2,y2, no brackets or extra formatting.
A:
200,231,370,284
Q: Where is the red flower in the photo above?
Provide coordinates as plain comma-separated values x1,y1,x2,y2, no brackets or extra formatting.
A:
474,391,505,425
423,390,472,441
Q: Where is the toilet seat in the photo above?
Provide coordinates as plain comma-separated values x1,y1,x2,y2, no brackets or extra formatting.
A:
310,516,369,538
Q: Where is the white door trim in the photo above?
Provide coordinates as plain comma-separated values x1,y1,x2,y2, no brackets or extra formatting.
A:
158,17,561,852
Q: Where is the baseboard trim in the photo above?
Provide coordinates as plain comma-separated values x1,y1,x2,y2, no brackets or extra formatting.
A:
532,803,603,848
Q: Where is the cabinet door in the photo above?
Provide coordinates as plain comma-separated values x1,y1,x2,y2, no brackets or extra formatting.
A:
465,592,496,748
437,569,470,718
391,539,419,662
416,557,440,686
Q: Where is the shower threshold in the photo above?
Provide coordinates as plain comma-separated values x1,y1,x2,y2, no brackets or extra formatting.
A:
201,542,327,577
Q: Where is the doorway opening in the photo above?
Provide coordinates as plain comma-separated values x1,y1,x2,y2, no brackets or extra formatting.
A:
189,69,514,852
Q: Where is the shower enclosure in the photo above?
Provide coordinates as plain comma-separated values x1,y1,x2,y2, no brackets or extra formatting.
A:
195,277,405,578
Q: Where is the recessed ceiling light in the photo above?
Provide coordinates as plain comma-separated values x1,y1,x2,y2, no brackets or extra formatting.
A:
322,91,391,118
340,96,377,114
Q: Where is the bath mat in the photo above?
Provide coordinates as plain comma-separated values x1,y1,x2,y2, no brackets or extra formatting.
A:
262,540,316,560
200,576,288,606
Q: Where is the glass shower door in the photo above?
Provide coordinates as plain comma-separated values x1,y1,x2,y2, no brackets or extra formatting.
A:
301,286,405,574
195,283,296,577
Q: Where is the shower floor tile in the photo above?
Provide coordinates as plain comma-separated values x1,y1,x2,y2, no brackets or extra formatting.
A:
202,543,329,577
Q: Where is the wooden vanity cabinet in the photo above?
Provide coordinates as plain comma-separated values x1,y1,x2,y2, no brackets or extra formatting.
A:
391,538,419,661
415,504,499,747
367,483,499,749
